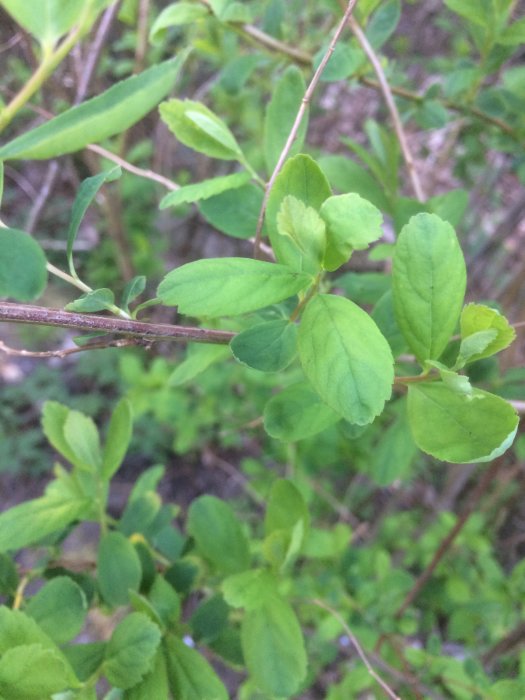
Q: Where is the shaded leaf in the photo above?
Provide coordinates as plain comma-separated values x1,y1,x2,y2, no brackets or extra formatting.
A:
231,319,298,372
0,228,47,301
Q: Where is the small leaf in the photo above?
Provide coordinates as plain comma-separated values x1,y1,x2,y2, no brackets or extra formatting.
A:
121,275,146,312
277,195,326,274
187,495,250,574
457,303,516,366
168,344,230,386
242,597,307,697
157,257,312,317
102,399,133,480
97,532,142,606
67,167,121,278
25,577,87,645
65,288,115,313
266,155,332,270
298,294,394,425
0,54,189,160
104,613,161,689
392,213,466,364
264,65,307,174
160,99,242,160
149,2,209,44
230,320,298,372
265,479,309,538
160,172,251,208
63,410,102,472
190,594,229,644
320,192,383,270
407,383,518,463
222,569,279,611
366,0,401,49
0,554,18,595
164,635,228,700
0,228,47,301
199,183,263,239
263,383,341,441
42,401,78,465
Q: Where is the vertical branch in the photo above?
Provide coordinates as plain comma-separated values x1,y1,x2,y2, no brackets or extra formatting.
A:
348,16,425,202
253,0,358,258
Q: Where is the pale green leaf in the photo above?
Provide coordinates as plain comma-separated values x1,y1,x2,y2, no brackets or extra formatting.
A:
0,228,47,301
63,410,102,472
160,172,251,209
0,54,189,160
164,635,228,700
168,344,230,386
65,288,115,313
371,410,417,486
276,195,326,274
407,383,518,463
457,303,516,366
444,0,488,26
102,399,133,480
42,401,78,465
1,0,86,49
149,2,209,44
25,577,87,645
222,569,279,611
265,479,309,538
0,644,79,699
298,294,394,425
231,319,298,372
97,532,142,606
104,613,161,689
157,257,312,317
498,17,525,44
392,213,466,364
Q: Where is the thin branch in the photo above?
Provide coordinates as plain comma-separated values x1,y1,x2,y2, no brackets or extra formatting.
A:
240,24,312,65
87,144,179,190
0,337,141,359
311,599,402,700
253,0,358,257
0,302,235,345
348,16,425,202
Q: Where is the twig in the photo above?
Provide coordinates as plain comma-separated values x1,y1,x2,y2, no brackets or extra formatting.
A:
347,16,425,202
87,144,179,190
253,0,358,258
311,598,402,700
395,458,505,619
0,337,141,359
0,301,235,345
240,24,312,65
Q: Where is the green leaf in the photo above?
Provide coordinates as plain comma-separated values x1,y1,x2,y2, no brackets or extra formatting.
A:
67,167,121,278
1,0,86,49
444,0,488,26
265,479,309,538
97,532,142,606
392,213,466,364
160,172,251,209
190,594,229,643
318,154,390,212
242,597,307,696
334,271,391,306
168,344,230,386
366,0,401,49
0,228,47,301
157,257,312,317
222,569,279,611
371,409,417,485
457,303,516,366
199,183,263,239
148,576,180,627
164,635,228,700
266,155,332,270
428,189,469,228
42,401,78,465
276,195,326,274
121,276,146,312
65,288,115,313
427,360,473,396
25,576,87,644
0,553,18,595
314,41,363,82
129,465,165,503
124,650,169,700
0,644,79,699
498,17,525,45
104,613,161,689
0,496,90,552
320,193,383,270
263,383,341,441
149,2,209,44
264,65,307,174
63,642,106,683
231,319,298,372
63,410,101,472
298,294,394,425
102,399,133,480
407,383,518,463
0,54,189,160
160,99,242,160
187,495,250,574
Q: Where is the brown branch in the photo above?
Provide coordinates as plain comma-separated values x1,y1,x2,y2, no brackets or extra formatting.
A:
253,0,358,257
240,24,312,65
0,302,235,345
0,337,143,359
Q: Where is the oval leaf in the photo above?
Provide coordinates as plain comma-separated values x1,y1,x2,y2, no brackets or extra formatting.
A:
407,383,518,463
231,320,297,372
25,576,87,645
97,532,142,607
298,294,394,425
164,635,228,700
392,213,466,364
0,227,47,301
104,613,161,689
157,257,312,317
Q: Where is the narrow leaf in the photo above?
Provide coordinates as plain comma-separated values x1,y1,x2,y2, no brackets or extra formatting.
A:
63,410,102,472
97,532,142,606
65,288,115,313
199,183,263,239
102,399,133,480
160,172,251,209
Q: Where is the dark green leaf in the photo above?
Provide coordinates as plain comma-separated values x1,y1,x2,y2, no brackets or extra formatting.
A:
366,0,401,49
1,0,86,49
0,554,18,595
25,576,87,644
0,228,47,301
104,613,161,689
371,410,417,485
276,195,326,274
230,319,298,372
190,594,229,643
149,2,209,44
164,635,228,700
168,344,230,386
318,154,390,212
335,271,391,305
97,532,142,606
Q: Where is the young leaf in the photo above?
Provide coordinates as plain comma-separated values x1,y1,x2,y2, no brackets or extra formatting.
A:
160,99,242,160
457,303,516,366
1,0,86,49
157,257,312,317
42,401,79,465
102,399,133,480
97,532,142,606
0,227,47,301
160,172,251,209
25,576,88,645
230,319,298,372
187,495,250,574
320,192,383,270
298,294,394,425
0,54,189,160
277,195,326,274
263,383,341,441
103,613,161,689
149,2,209,44
264,65,307,174
63,410,102,472
65,288,115,313
407,383,518,463
199,182,263,239
266,155,332,269
242,597,307,696
444,0,488,27
164,635,228,700
121,275,146,312
168,344,230,386
392,213,466,364
67,167,121,277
